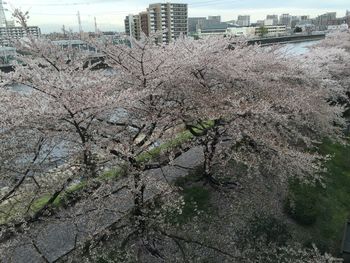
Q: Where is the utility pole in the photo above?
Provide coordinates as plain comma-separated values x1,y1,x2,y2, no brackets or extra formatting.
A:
77,11,83,39
62,25,66,38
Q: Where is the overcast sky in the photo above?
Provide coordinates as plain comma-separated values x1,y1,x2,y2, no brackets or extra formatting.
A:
4,0,350,33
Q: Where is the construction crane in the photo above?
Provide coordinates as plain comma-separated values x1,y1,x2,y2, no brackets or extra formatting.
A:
94,16,98,34
77,11,83,39
0,0,8,28
62,25,67,38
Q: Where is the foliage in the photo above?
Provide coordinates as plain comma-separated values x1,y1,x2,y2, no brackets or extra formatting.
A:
244,213,292,247
258,26,269,37
284,179,321,225
286,139,350,253
294,26,303,33
100,167,125,180
176,186,211,223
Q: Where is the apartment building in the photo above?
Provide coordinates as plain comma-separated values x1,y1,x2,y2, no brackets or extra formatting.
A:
208,16,221,23
237,15,250,27
266,15,278,26
140,11,150,37
124,14,142,40
279,14,292,27
124,2,188,44
188,17,206,33
148,2,188,44
0,26,41,46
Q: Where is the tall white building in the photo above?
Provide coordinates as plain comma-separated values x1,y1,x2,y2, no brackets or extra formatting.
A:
237,15,250,27
266,15,278,26
124,14,142,40
124,12,150,41
148,2,188,44
279,14,292,27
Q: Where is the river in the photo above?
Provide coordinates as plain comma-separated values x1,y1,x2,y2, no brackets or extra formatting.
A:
279,40,320,56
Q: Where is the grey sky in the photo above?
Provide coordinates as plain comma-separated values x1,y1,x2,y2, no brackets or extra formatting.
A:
5,0,350,33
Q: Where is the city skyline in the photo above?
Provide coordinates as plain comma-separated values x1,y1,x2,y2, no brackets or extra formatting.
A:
3,0,350,33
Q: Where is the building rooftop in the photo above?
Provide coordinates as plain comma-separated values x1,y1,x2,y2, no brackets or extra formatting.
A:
0,46,16,52
52,39,87,45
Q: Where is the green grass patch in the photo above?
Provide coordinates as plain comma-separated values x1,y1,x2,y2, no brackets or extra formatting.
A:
66,181,87,193
136,120,215,163
136,130,194,163
100,167,125,180
31,193,60,212
284,180,322,226
30,181,88,213
285,138,350,253
239,213,291,249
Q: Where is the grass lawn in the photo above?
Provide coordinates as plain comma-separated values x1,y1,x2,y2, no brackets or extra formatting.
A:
285,138,350,254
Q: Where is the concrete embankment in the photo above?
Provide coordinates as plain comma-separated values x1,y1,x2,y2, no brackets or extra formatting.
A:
0,147,204,263
247,33,326,46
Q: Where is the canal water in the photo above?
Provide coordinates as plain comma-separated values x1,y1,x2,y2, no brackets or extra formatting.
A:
279,40,320,56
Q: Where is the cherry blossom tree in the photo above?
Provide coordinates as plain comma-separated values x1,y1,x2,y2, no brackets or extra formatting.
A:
0,11,348,260
157,36,346,186
83,35,346,260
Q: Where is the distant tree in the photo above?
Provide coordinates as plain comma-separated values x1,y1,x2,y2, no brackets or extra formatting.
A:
305,31,350,103
294,26,303,33
258,25,269,37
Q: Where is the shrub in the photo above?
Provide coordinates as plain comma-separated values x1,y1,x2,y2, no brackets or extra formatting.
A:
240,213,291,248
284,180,321,226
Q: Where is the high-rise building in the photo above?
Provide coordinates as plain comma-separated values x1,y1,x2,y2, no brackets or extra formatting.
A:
316,12,337,24
140,11,150,37
124,14,142,40
266,15,278,26
291,16,301,28
279,14,292,27
346,10,350,17
148,2,188,44
300,15,310,21
208,16,221,23
313,12,337,30
0,26,41,46
237,15,250,26
124,12,150,40
188,17,206,33
256,20,265,26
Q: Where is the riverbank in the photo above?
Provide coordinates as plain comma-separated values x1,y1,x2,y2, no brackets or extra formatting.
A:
247,33,326,46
